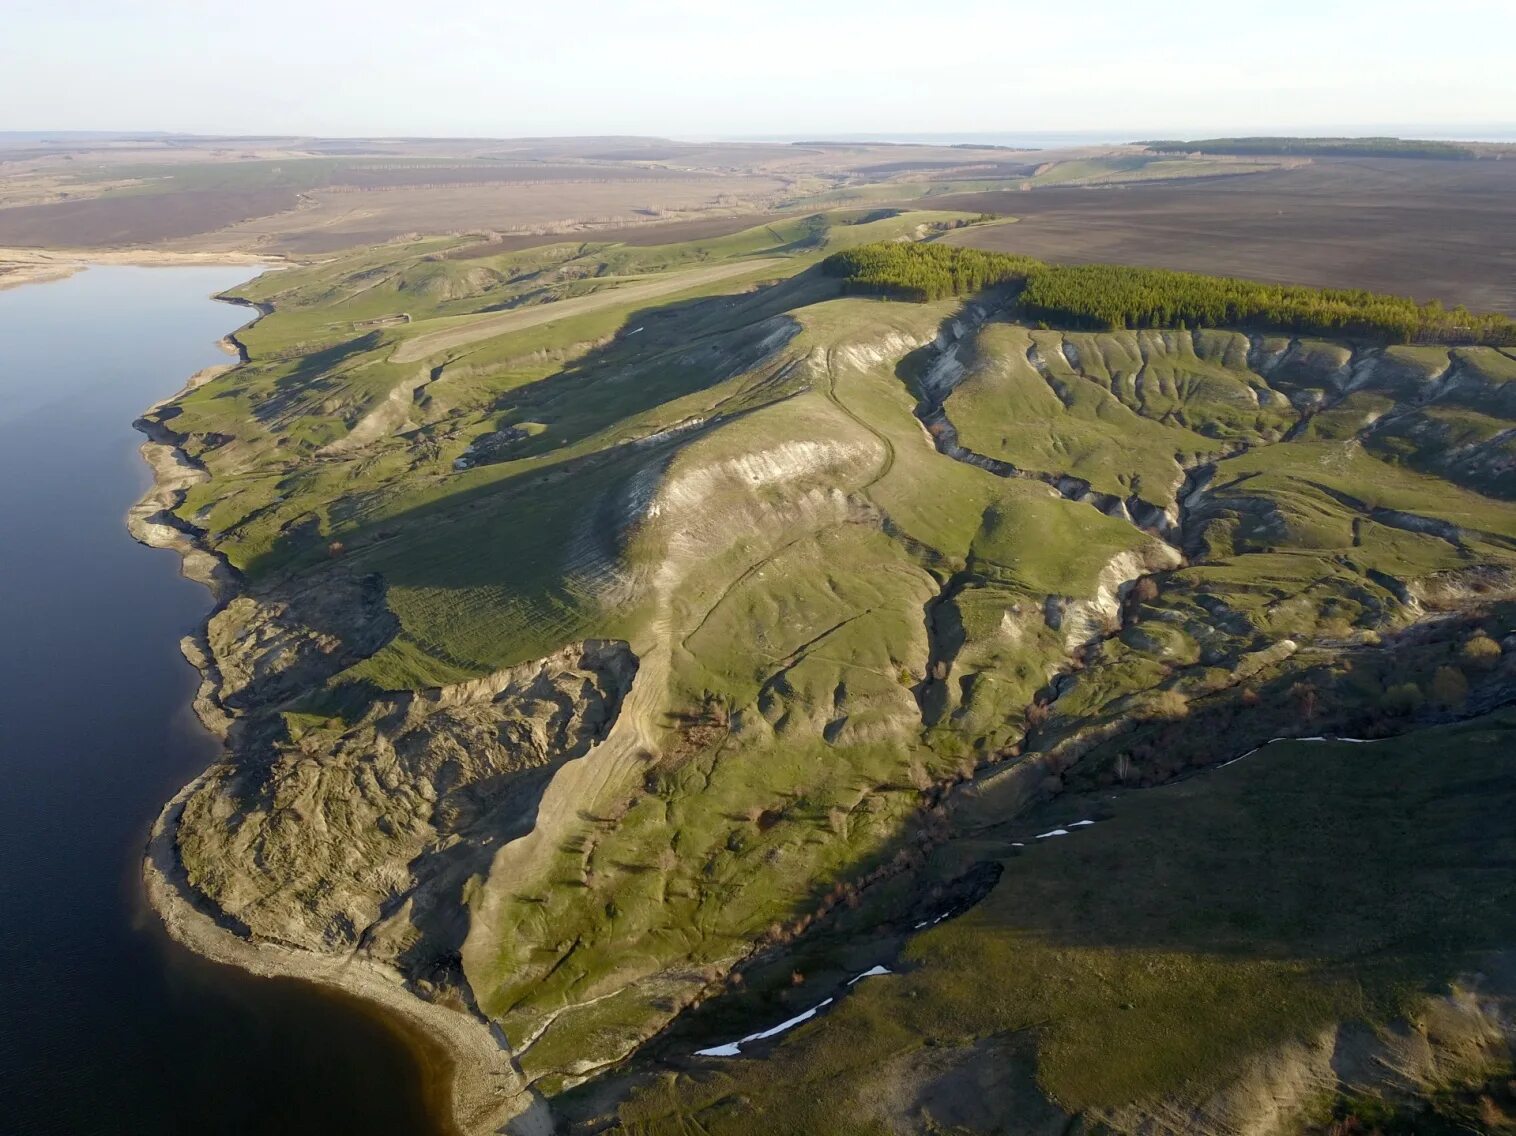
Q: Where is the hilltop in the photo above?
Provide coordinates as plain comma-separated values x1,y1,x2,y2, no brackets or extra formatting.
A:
133,208,1516,1135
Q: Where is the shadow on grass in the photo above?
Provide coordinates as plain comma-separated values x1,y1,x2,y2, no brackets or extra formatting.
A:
569,706,1516,1134
239,269,838,585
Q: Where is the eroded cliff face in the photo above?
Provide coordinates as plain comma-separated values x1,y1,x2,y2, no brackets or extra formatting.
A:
203,573,399,715
177,636,636,988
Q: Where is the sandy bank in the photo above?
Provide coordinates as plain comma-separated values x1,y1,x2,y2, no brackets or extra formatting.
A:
0,247,284,292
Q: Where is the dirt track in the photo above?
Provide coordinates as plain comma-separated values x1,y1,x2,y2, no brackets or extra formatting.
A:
391,257,786,362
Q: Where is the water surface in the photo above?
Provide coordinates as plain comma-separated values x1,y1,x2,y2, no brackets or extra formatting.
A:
0,266,444,1135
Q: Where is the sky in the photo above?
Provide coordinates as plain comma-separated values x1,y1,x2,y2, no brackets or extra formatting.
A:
6,0,1515,139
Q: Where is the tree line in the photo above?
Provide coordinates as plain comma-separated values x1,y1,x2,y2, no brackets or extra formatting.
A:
824,242,1040,302
1139,136,1478,160
823,242,1516,346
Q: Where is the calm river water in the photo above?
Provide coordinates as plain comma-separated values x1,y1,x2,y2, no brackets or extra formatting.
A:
0,267,444,1135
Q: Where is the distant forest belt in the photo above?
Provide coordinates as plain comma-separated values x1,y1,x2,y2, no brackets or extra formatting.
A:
390,257,787,362
825,242,1516,345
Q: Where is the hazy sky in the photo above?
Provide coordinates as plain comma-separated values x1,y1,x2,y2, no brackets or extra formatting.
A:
6,0,1514,138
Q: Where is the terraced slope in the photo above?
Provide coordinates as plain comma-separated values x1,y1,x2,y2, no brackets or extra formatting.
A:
137,210,1516,1134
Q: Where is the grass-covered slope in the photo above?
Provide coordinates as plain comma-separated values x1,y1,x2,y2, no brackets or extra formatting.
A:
144,210,1516,1134
588,709,1516,1135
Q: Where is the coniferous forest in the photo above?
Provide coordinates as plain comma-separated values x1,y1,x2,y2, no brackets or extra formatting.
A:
824,242,1516,345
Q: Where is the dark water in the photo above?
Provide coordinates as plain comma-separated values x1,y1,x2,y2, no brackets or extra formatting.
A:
0,267,444,1135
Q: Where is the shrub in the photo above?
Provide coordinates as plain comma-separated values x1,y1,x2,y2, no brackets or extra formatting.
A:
1381,682,1424,715
1291,682,1319,720
1461,634,1503,669
1431,665,1470,709
1142,690,1191,721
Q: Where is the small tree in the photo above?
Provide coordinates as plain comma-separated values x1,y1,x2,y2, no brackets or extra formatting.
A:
1461,634,1503,670
1431,665,1469,709
1290,682,1319,720
1381,682,1423,716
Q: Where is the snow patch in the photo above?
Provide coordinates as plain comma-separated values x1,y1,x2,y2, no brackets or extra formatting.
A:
695,963,894,1057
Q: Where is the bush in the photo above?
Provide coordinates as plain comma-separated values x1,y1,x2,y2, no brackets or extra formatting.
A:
1460,634,1503,669
1431,666,1470,709
1142,690,1191,721
1291,682,1320,720
1381,682,1424,715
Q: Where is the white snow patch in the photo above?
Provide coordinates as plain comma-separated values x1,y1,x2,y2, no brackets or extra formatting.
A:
1069,819,1096,827
848,965,892,984
694,998,835,1057
1036,828,1070,839
1218,734,1383,770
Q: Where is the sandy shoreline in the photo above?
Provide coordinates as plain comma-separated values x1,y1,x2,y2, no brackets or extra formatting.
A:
0,247,285,292
125,287,553,1136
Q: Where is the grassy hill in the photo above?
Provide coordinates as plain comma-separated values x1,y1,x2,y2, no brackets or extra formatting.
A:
144,209,1516,1134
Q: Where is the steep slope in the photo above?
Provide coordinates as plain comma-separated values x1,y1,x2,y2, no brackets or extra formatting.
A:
135,212,1516,1135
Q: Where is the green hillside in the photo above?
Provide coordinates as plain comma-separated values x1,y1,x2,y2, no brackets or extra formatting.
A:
144,209,1516,1135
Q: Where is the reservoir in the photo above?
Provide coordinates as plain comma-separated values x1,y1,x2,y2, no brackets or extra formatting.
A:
0,267,444,1135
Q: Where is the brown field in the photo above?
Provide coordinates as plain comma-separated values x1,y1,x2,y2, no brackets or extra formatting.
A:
936,157,1516,313
0,190,299,247
331,163,700,188
165,177,791,255
2,137,1511,317
0,134,1056,255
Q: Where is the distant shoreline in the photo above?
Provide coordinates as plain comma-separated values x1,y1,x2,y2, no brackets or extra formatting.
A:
0,248,282,293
